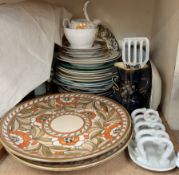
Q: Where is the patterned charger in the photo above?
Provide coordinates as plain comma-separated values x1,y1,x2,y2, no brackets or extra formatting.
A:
0,93,131,162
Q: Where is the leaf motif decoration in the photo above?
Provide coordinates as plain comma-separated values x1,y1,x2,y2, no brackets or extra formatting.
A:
41,145,52,157
97,137,105,145
89,128,103,140
26,144,41,152
105,119,121,126
95,109,107,121
100,102,109,113
19,124,32,131
98,140,109,148
93,101,108,120
20,108,33,114
77,99,93,104
33,109,49,116
11,118,20,131
16,118,31,126
93,120,103,128
81,141,96,151
30,126,37,138
62,106,76,111
35,137,51,142
36,129,45,138
109,111,118,120
49,99,56,108
91,138,99,145
34,103,51,110
16,113,33,119
30,126,45,139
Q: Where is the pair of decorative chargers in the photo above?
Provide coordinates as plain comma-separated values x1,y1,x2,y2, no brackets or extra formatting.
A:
0,93,131,171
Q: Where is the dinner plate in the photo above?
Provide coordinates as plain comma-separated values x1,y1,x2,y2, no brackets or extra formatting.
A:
56,61,115,71
57,51,120,64
55,77,113,88
60,49,109,58
57,86,113,95
59,48,109,57
56,74,113,83
0,93,131,163
55,71,113,81
62,41,107,52
7,130,133,172
57,88,114,97
53,79,113,91
56,66,114,75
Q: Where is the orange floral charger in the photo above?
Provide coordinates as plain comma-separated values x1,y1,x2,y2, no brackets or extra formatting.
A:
0,93,131,162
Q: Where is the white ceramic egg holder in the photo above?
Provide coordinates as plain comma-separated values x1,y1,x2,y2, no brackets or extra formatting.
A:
128,108,179,172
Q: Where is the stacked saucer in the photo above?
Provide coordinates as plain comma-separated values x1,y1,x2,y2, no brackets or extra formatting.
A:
53,41,120,96
0,93,131,171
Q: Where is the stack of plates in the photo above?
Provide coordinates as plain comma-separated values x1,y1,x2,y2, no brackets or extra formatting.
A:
53,41,120,96
0,93,131,171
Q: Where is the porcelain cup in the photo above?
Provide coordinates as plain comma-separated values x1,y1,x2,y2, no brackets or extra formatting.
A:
63,18,97,29
64,27,98,49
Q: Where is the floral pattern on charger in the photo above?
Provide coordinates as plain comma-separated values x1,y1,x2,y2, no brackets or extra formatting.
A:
0,93,130,162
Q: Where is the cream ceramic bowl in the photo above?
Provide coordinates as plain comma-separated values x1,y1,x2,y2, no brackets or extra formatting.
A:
64,27,98,49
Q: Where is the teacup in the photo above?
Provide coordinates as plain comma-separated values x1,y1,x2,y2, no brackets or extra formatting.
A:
63,18,98,29
64,27,98,49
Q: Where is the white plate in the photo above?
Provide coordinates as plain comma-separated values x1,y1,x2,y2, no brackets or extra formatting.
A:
57,51,120,64
150,61,162,110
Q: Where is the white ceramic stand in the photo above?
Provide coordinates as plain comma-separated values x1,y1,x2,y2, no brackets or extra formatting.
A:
128,139,177,172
